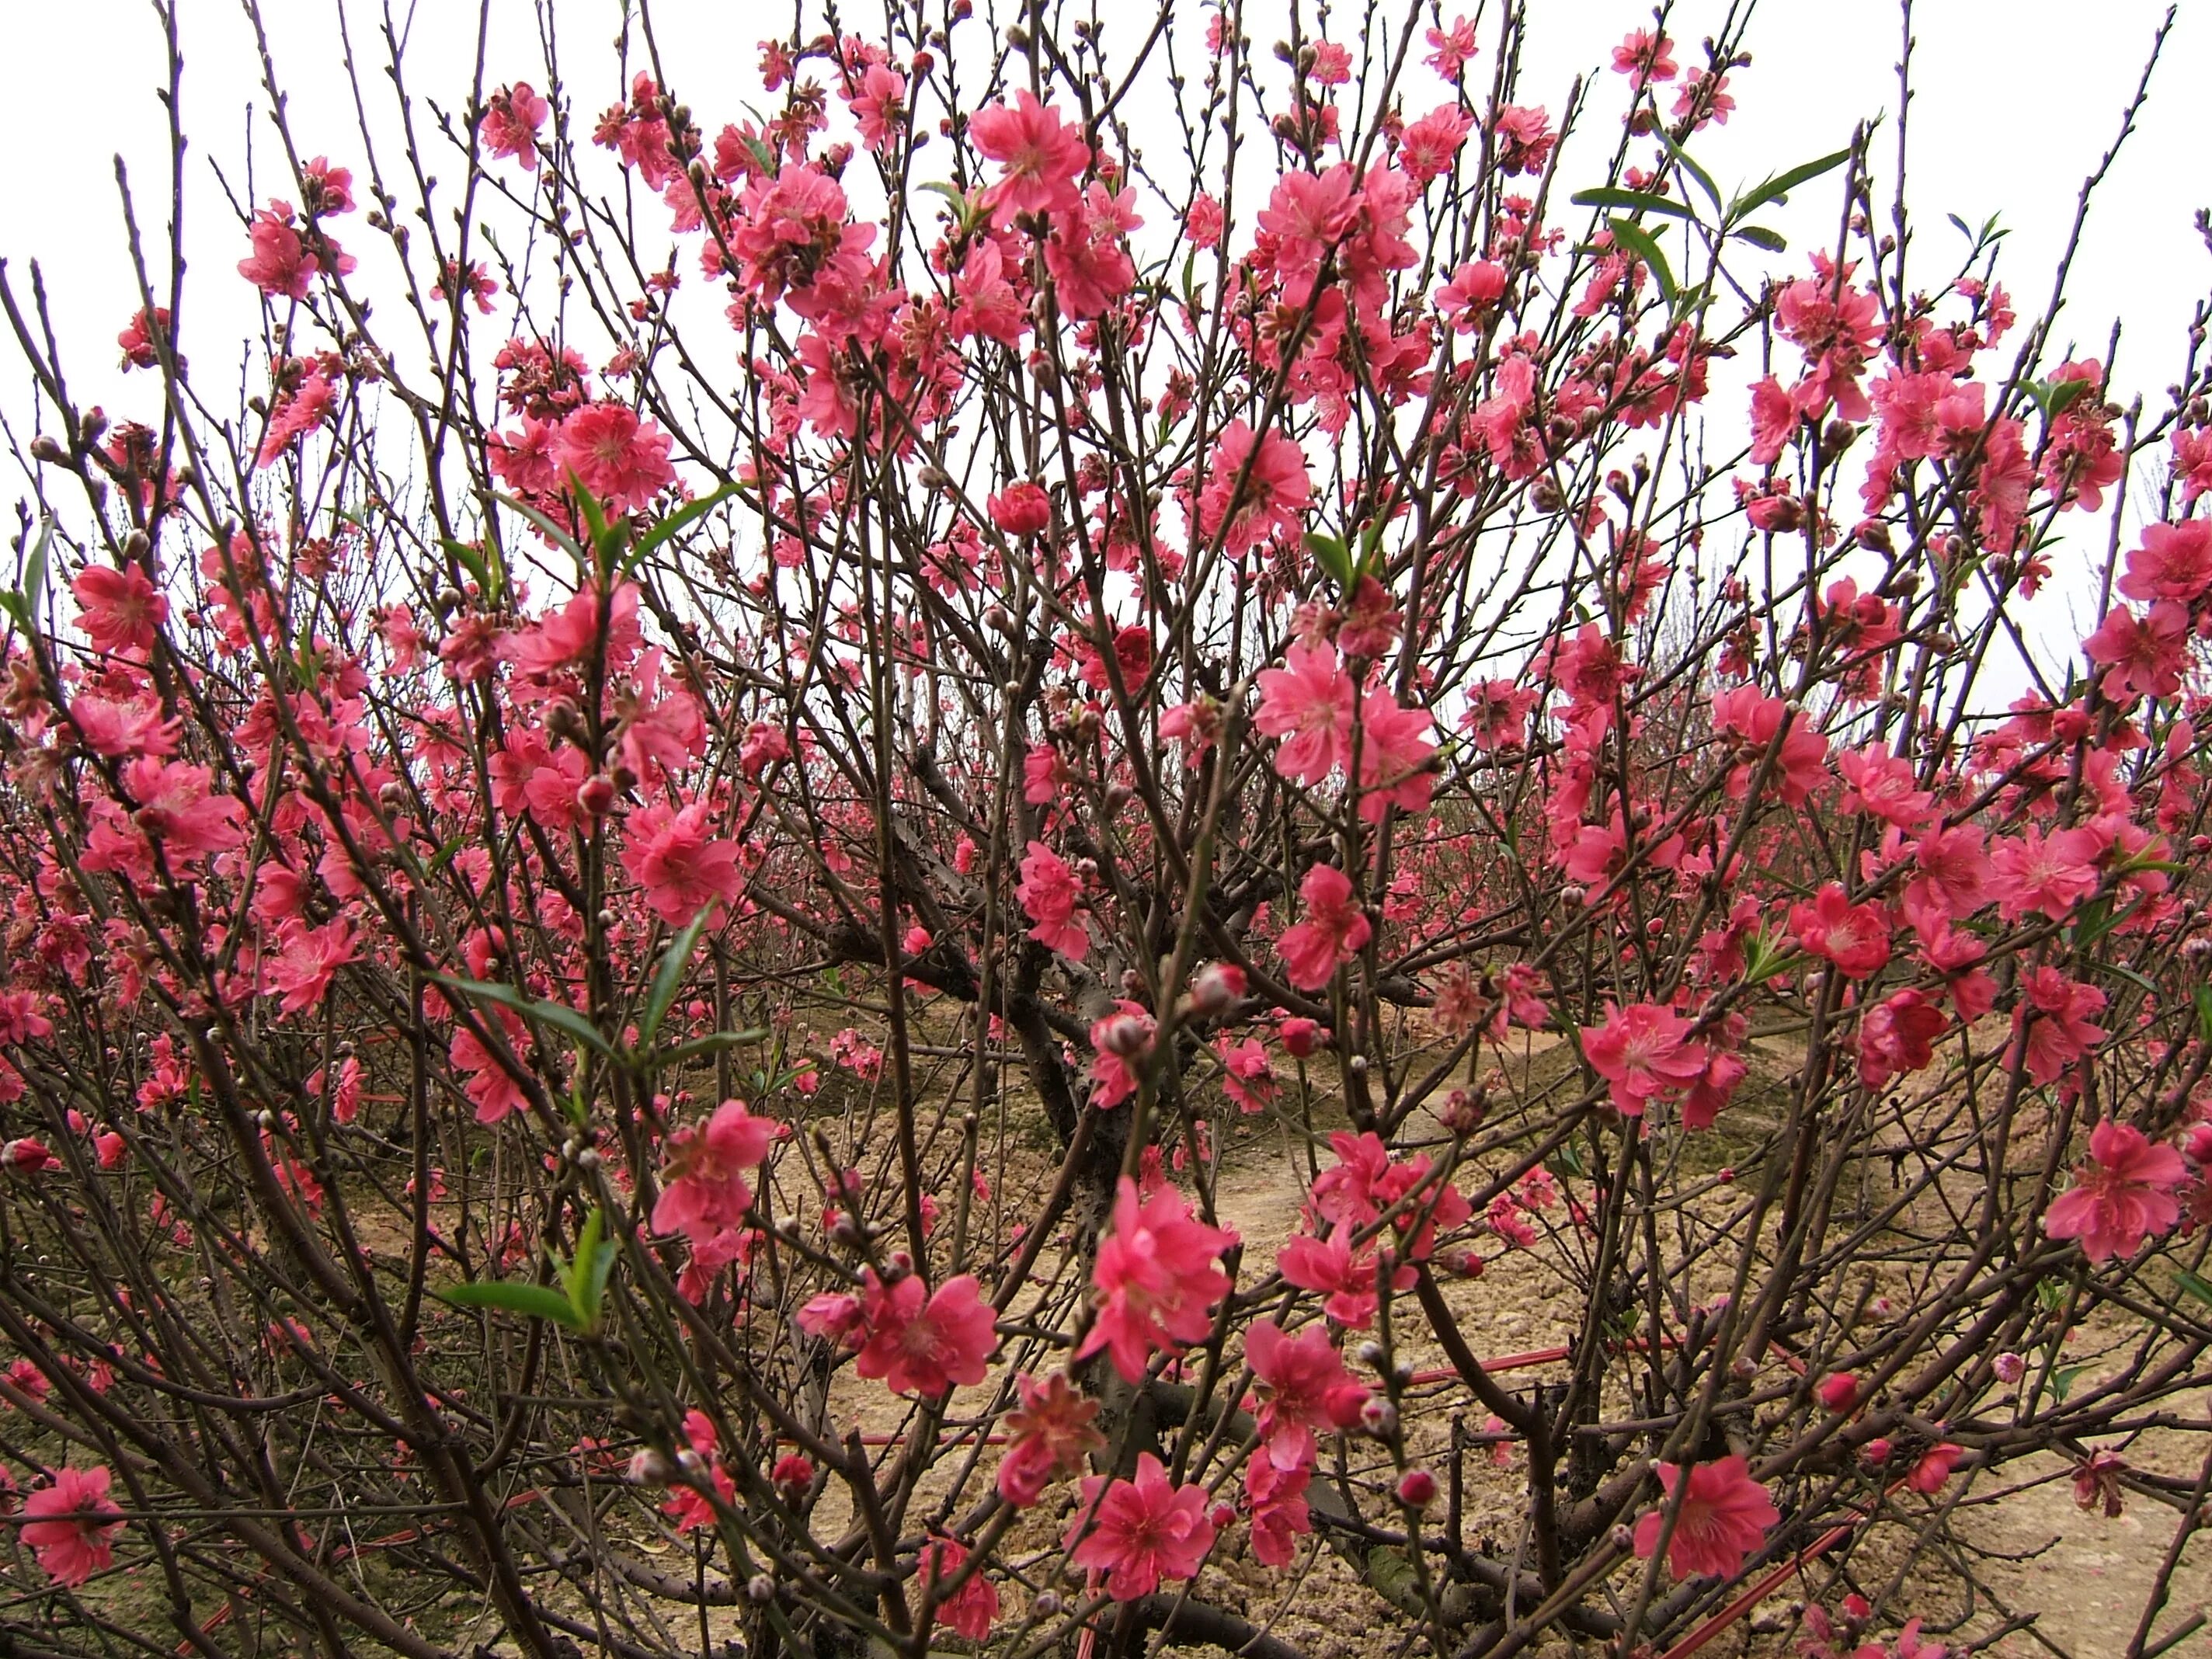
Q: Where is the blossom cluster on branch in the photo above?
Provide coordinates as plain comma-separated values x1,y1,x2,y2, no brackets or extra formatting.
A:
1,2,2209,1656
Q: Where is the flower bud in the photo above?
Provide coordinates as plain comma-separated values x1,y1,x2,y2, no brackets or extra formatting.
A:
1609,1523,1636,1553
577,774,618,818
746,1574,777,1605
1188,962,1246,1016
1032,1591,1062,1617
1360,1398,1398,1438
1097,1013,1153,1058
1396,1468,1437,1508
1817,1373,1861,1413
1993,1351,2025,1384
1208,1501,1236,1531
628,1447,673,1485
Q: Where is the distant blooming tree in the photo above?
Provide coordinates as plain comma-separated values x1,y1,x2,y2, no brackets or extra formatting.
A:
1,2,2210,1656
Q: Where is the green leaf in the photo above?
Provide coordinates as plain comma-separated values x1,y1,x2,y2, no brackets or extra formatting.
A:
562,1208,601,1309
569,1211,617,1332
642,906,715,1050
624,482,738,576
2050,1363,2086,1402
441,1279,586,1328
1654,130,1722,213
24,520,54,621
1352,519,1387,583
2196,986,2212,1049
493,491,583,562
2044,376,2092,417
1605,217,1675,305
440,537,493,594
657,1028,770,1068
433,972,616,1061
1572,186,1695,221
2176,1269,2212,1311
1732,224,1787,252
1731,145,1851,219
3,519,57,632
1303,530,1355,590
563,1209,615,1332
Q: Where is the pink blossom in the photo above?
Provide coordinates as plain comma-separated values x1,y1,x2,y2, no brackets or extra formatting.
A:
1244,1456,1313,1566
1612,29,1678,87
72,564,167,653
1089,1000,1156,1109
652,1099,779,1243
1255,643,1356,785
2012,967,2108,1087
1989,826,2102,923
1078,1176,1233,1382
1017,840,1090,958
1632,1456,1779,1581
1198,420,1313,554
921,1536,998,1640
255,371,337,468
1277,863,1372,991
479,82,549,168
1278,1226,1392,1327
1582,1002,1705,1116
1354,690,1439,820
1424,16,1479,78
1045,181,1141,318
449,1007,530,1125
2044,1120,2188,1264
854,1271,996,1398
1836,746,1934,828
1789,884,1891,980
997,1372,1104,1506
1907,1442,1963,1494
622,802,744,925
270,918,358,1015
1858,989,1948,1090
1398,105,1474,185
2083,600,2189,704
238,203,321,299
554,402,676,513
1065,1452,1216,1602
2119,520,2212,605
988,482,1051,536
1184,193,1225,248
117,758,247,861
1244,1320,1368,1469
969,91,1088,220
21,1466,124,1587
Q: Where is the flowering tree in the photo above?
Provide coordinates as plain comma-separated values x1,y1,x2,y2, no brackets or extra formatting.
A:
2,2,2210,1656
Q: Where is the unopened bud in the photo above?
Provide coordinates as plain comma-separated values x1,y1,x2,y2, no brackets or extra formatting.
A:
577,774,617,817
1396,1468,1437,1508
1189,962,1245,1017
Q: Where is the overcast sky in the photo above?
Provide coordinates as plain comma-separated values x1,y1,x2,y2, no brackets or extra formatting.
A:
2,0,2205,668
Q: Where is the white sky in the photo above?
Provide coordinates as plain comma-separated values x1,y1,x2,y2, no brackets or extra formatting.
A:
2,0,2206,672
